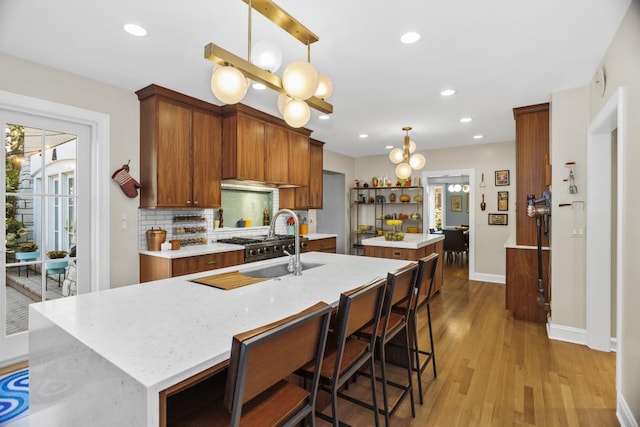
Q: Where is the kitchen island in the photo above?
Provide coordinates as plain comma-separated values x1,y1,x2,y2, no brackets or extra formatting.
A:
28,252,411,426
362,233,445,294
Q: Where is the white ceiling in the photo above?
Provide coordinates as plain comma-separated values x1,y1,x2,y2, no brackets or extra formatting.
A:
0,0,631,158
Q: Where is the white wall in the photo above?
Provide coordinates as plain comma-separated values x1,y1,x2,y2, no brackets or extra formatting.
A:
549,86,589,329
353,141,516,278
0,53,140,287
322,150,356,254
588,1,640,421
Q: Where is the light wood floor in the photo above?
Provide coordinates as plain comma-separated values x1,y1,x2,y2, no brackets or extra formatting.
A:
317,263,618,427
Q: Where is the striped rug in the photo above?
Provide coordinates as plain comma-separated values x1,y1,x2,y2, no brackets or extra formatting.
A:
0,369,28,425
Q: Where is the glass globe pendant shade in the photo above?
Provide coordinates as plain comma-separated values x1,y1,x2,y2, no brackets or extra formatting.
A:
282,61,319,100
314,74,333,100
462,184,470,193
210,66,248,105
409,140,417,153
454,184,462,192
282,99,311,128
448,184,455,192
252,40,282,72
395,162,412,180
389,148,404,164
277,93,292,115
409,153,426,170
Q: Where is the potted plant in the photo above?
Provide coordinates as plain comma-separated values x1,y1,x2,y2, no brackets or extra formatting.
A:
15,242,39,261
47,250,68,272
47,250,68,259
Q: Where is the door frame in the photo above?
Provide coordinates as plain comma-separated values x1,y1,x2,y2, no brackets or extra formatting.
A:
0,90,110,366
422,168,475,280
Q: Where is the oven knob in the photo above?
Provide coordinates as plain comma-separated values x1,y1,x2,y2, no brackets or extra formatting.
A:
300,242,308,249
282,244,288,252
249,249,257,256
273,245,281,253
257,248,264,255
264,246,271,254
288,244,294,251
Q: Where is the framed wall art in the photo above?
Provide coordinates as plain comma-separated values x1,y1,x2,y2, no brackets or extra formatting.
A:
451,195,462,212
488,213,508,225
495,170,510,186
497,191,508,211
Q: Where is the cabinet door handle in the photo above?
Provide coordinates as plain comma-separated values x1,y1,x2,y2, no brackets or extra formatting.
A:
186,200,192,205
193,200,199,205
393,251,401,257
206,260,217,265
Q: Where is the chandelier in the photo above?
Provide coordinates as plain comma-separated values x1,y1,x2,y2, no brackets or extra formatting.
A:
388,127,426,179
205,0,333,128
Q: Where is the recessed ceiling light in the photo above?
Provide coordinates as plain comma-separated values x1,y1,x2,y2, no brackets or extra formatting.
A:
473,134,483,139
460,117,472,123
385,145,394,149
252,82,266,90
440,89,456,97
318,115,330,120
124,23,147,37
359,134,368,139
400,32,421,44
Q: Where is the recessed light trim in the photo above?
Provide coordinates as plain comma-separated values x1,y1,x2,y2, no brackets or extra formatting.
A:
460,117,472,123
440,89,456,97
473,134,483,139
359,134,368,139
124,23,147,37
385,145,394,149
318,114,330,120
400,32,421,44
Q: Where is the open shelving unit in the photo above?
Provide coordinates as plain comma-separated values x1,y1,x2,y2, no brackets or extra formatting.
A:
349,186,424,255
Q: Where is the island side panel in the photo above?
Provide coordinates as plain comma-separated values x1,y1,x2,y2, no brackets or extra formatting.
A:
29,306,150,426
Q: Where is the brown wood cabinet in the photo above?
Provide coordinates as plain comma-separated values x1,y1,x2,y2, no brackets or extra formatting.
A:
505,247,549,323
139,250,244,283
136,84,222,208
514,103,550,247
306,236,336,253
363,239,444,294
279,139,324,209
221,104,311,186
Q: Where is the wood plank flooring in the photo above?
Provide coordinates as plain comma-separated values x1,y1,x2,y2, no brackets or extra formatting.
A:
317,264,618,426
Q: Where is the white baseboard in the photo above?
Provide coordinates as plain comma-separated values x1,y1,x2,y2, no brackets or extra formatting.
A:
470,272,504,284
546,322,587,345
617,393,638,427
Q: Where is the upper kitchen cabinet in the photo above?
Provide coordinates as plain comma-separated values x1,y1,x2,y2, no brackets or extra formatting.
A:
279,139,324,209
221,104,311,186
136,84,222,208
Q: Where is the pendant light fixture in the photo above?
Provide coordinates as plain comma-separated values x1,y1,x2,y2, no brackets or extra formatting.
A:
205,0,333,128
389,127,426,179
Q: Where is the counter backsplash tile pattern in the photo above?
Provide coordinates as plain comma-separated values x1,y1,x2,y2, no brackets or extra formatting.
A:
138,207,305,251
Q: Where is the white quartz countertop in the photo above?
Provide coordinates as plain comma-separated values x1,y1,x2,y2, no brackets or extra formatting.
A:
30,252,411,394
361,233,444,249
139,242,244,259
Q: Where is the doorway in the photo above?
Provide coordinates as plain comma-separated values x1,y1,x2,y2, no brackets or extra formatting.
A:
586,88,623,390
422,168,475,280
0,91,110,366
317,171,345,253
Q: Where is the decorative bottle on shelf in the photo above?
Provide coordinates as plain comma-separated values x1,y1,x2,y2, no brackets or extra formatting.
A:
263,208,270,226
389,193,396,203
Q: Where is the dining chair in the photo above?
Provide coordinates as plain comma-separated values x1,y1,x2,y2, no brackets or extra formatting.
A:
183,301,332,427
443,229,466,265
357,263,418,427
393,253,439,404
297,278,387,427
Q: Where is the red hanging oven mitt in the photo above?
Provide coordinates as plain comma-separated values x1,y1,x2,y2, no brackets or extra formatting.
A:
112,166,141,198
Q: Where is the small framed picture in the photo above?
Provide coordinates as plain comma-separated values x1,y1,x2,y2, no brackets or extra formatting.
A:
451,195,462,212
488,213,508,225
495,170,510,186
498,191,509,211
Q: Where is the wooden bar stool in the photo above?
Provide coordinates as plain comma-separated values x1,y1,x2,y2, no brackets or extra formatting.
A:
393,253,439,405
297,278,387,427
357,263,418,427
181,302,332,427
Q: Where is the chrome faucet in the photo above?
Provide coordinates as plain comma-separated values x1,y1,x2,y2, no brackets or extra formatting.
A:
268,208,302,275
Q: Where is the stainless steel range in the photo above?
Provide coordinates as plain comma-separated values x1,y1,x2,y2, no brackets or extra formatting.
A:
217,234,308,263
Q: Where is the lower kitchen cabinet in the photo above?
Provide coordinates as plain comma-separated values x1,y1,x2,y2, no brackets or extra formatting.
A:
139,250,244,283
306,236,336,253
363,240,444,294
505,247,550,323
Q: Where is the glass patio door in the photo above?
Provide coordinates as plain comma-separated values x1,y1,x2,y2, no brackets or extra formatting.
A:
2,111,89,363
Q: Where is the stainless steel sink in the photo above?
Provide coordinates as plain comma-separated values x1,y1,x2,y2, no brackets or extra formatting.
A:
240,262,324,278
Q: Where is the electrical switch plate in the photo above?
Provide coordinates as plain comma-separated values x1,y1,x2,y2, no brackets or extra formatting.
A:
121,213,128,231
571,226,585,238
